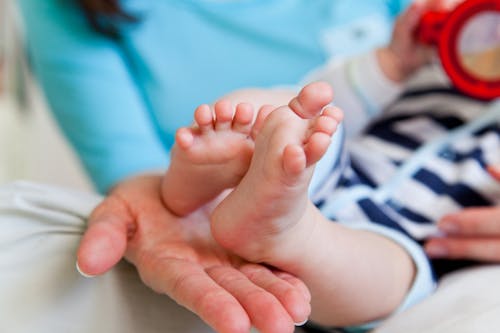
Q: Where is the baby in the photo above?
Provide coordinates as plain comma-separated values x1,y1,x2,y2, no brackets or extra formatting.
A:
161,80,418,328
160,0,500,329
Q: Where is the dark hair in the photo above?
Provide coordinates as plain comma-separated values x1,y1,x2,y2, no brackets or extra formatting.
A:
76,0,137,38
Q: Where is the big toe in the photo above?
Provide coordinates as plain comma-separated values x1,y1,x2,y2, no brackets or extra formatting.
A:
288,82,334,119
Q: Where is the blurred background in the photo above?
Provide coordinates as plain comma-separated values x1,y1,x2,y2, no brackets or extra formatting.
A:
0,0,92,191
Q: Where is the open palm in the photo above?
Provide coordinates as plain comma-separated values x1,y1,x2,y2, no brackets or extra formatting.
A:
77,175,310,333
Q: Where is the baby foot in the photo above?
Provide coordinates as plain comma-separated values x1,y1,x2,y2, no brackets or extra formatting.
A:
211,82,343,264
162,100,258,216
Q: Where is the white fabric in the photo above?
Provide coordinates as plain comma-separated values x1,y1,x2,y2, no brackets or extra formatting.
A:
306,53,500,332
1,181,499,333
303,51,403,138
0,181,219,333
309,62,446,323
374,266,500,333
348,51,402,115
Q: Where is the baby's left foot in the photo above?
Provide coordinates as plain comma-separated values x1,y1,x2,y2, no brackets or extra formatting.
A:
162,100,257,216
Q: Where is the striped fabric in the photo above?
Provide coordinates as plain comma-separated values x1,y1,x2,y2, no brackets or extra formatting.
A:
313,71,500,251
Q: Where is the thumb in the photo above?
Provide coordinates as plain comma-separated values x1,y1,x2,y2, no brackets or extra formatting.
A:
405,2,425,31
77,195,134,276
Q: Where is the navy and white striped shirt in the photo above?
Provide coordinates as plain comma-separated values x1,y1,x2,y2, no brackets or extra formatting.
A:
313,68,500,279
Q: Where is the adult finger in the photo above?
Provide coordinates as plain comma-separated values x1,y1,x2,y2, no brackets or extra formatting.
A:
425,237,500,262
438,207,500,236
272,270,311,303
207,266,296,333
138,257,252,333
488,165,500,181
77,195,133,276
239,264,311,325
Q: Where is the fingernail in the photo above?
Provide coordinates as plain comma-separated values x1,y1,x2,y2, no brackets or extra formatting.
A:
295,319,308,327
439,220,459,234
426,244,448,257
76,262,96,278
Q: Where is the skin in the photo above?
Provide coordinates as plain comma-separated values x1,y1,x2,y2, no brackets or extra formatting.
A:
377,1,434,83
380,0,500,263
161,82,340,218
211,83,415,327
161,100,256,217
77,175,311,333
425,166,500,262
377,0,465,83
79,82,413,329
76,1,499,331
77,86,325,333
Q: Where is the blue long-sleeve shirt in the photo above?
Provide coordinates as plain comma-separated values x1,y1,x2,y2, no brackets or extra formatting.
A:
18,0,410,192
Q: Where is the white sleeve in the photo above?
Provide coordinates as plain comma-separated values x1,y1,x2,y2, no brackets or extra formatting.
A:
302,51,404,138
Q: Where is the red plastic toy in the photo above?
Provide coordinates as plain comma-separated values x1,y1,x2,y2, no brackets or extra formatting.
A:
417,0,500,100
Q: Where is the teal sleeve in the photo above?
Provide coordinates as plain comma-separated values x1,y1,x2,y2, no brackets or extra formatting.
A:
388,0,413,17
18,0,169,193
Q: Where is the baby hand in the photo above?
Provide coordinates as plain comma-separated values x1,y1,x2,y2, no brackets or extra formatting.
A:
377,2,432,82
378,0,466,82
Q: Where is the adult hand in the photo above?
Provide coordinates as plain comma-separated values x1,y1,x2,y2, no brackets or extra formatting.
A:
425,166,500,262
76,175,311,333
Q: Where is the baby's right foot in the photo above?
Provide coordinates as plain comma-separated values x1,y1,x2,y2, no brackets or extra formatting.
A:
162,100,257,216
211,82,342,265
